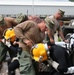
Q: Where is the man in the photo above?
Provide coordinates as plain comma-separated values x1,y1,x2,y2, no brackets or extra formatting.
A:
14,15,73,75
0,14,28,39
0,14,28,72
45,9,67,45
0,28,20,75
31,43,74,75
44,13,74,75
0,15,17,69
13,16,47,75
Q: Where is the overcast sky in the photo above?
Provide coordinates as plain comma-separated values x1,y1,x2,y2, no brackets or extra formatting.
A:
1,0,69,2
0,0,71,4
25,0,69,2
37,0,69,1
24,0,69,1
23,0,69,2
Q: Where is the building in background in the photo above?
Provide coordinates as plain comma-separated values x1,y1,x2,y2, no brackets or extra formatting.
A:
0,0,74,17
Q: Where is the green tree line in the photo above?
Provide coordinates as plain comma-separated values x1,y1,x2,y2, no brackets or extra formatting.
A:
69,0,74,2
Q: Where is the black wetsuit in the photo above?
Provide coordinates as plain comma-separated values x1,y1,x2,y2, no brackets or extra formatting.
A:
49,44,72,75
7,44,20,75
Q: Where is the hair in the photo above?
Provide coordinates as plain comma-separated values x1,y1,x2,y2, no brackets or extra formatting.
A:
29,16,43,24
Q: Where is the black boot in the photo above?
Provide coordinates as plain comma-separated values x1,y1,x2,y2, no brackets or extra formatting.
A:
8,59,19,75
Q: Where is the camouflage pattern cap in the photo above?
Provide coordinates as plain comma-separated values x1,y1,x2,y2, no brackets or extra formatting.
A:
45,17,54,30
15,13,28,24
0,15,5,26
58,9,65,17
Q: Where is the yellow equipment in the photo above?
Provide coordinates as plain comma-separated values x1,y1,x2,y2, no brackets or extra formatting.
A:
31,43,50,62
3,28,16,42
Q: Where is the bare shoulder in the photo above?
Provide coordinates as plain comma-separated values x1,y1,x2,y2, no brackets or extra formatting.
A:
4,17,15,21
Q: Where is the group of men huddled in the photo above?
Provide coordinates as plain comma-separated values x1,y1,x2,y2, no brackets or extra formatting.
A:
0,9,74,75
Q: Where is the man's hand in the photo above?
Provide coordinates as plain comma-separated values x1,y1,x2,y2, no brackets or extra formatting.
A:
23,39,33,47
50,38,55,44
13,41,19,45
64,39,69,43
